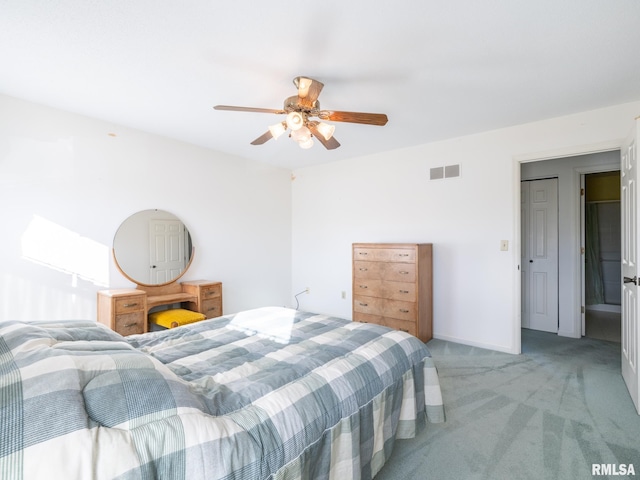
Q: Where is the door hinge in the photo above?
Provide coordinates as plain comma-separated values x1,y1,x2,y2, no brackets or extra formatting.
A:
581,247,585,255
580,188,585,196
581,306,585,314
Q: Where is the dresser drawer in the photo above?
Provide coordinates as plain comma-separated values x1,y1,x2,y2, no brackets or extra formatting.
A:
380,316,417,335
354,296,416,321
353,312,417,336
115,296,145,314
114,312,145,335
353,279,416,301
353,247,416,263
353,295,383,315
382,299,417,321
201,283,222,299
201,299,222,318
353,261,416,282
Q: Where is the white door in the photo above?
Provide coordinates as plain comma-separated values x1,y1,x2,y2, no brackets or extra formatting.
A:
149,219,186,284
621,118,640,414
521,178,559,332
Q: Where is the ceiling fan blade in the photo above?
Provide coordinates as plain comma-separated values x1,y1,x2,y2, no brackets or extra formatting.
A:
307,123,340,150
320,110,388,126
294,77,324,108
214,105,286,115
250,131,273,145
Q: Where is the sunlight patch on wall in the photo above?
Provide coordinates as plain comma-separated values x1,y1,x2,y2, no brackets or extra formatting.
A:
21,215,109,287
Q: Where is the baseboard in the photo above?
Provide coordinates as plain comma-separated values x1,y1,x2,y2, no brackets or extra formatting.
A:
432,333,517,355
587,304,621,313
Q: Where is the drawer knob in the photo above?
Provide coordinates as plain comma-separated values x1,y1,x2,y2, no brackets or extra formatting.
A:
400,328,409,333
399,290,409,294
399,309,410,313
124,323,138,328
359,302,368,307
123,303,138,308
399,254,409,257
399,271,409,275
359,285,368,289
359,252,368,256
359,268,368,271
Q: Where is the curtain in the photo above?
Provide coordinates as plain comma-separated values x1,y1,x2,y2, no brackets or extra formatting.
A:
585,203,605,305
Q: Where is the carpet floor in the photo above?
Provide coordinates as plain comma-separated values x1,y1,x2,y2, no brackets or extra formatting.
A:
375,329,640,480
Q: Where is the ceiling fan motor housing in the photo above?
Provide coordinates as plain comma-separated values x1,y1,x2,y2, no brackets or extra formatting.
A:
284,95,319,112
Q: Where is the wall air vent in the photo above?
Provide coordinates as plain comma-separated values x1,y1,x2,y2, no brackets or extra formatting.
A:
445,164,460,178
429,167,444,180
430,164,461,180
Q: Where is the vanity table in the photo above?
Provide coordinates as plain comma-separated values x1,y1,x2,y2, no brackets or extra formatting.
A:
97,280,222,335
97,209,223,335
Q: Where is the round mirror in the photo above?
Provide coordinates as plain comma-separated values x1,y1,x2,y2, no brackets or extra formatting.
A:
113,209,194,286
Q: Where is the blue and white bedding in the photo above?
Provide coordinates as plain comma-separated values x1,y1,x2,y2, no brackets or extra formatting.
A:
0,307,444,480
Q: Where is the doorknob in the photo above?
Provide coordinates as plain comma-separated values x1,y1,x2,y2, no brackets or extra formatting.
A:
624,276,637,285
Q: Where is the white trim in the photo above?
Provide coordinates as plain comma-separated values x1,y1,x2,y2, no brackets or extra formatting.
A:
514,141,625,348
513,161,522,354
433,333,517,355
515,140,623,164
587,304,621,313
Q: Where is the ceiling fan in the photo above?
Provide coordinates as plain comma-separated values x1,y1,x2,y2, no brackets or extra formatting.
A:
213,76,388,150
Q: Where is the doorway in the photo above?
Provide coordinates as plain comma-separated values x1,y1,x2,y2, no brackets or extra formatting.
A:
582,171,622,343
520,150,621,339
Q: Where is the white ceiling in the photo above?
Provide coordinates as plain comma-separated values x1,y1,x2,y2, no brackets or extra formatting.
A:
2,1,640,169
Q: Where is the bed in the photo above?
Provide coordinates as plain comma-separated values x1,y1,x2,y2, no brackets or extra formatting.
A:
0,307,444,480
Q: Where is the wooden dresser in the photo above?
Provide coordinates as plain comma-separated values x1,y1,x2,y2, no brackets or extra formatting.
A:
97,280,222,335
352,243,433,342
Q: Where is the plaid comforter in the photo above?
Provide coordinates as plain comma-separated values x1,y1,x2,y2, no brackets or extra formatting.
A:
0,307,444,480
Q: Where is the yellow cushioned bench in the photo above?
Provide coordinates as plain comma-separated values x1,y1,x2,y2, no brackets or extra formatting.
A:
148,308,206,329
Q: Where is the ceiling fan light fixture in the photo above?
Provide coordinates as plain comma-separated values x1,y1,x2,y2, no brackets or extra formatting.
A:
286,111,304,131
298,138,314,149
294,76,312,98
315,122,335,140
291,126,311,143
268,122,287,140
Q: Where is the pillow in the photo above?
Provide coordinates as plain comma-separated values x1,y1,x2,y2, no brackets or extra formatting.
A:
148,309,206,329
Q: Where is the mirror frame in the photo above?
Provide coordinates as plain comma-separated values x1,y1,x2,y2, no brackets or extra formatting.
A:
112,209,195,287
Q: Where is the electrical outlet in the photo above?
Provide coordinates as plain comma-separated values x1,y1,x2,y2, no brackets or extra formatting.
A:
341,291,346,300
500,240,509,251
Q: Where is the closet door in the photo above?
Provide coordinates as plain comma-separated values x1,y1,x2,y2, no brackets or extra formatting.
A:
521,178,559,333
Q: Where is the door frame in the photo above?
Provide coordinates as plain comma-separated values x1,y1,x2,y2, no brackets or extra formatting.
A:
577,165,621,336
514,140,622,354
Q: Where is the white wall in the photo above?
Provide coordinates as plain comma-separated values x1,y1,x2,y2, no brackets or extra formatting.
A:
521,151,620,337
0,94,292,322
291,101,640,353
3,92,638,354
